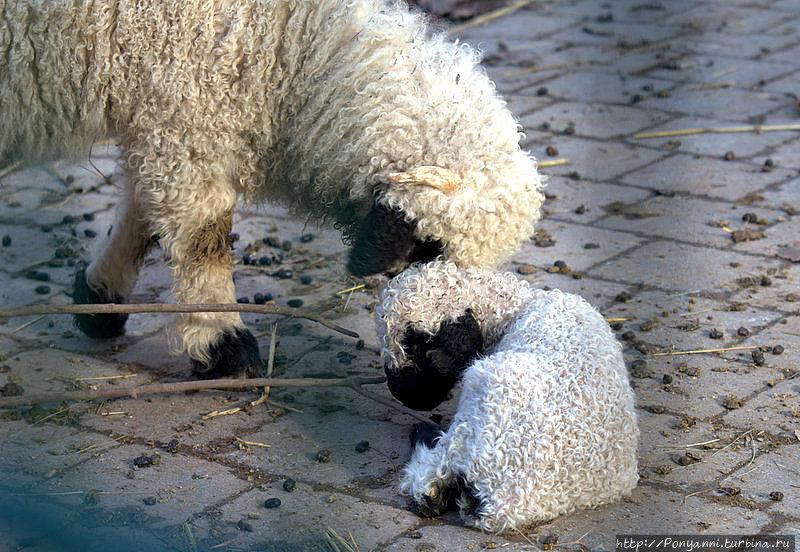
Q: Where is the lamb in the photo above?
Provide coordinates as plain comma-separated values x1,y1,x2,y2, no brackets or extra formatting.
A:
0,0,544,378
375,261,639,531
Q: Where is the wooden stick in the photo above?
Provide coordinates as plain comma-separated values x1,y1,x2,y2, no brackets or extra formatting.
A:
538,158,569,168
0,302,359,339
652,345,761,356
0,160,23,180
347,383,432,425
634,124,800,139
0,376,386,408
449,0,535,34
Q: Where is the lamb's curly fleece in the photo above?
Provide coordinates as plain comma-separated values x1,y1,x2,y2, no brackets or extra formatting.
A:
376,261,639,532
1,0,543,364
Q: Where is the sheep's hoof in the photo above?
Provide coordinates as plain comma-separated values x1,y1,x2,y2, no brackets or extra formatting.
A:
192,328,263,379
72,264,128,339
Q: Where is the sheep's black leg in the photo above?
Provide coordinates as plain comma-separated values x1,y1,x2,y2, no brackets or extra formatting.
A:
73,189,154,339
192,327,263,379
347,201,442,277
158,194,262,379
73,264,129,338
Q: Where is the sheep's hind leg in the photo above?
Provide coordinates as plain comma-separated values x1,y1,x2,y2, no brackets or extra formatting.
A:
74,188,154,338
161,203,262,379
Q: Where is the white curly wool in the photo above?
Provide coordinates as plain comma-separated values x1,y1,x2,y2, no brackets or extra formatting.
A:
377,261,639,532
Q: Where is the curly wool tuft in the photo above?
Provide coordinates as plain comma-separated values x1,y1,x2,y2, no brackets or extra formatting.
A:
376,261,639,532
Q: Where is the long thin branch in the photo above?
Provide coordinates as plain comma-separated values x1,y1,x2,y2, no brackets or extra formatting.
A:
0,302,359,339
347,383,432,425
0,376,386,408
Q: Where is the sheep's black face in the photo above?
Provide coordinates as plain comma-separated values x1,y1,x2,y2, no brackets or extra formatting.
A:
346,202,443,277
385,311,484,410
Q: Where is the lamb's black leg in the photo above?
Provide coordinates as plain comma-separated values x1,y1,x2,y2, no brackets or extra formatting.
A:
191,328,263,379
410,421,443,448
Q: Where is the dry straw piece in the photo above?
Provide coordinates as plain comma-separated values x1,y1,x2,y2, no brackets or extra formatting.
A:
634,124,800,139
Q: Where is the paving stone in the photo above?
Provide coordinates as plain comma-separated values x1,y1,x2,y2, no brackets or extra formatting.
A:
381,523,520,552
186,480,418,552
618,153,795,200
0,271,70,319
637,413,767,491
721,375,800,438
719,443,800,518
517,270,634,313
542,177,653,224
645,56,794,88
513,219,645,272
679,30,800,63
0,488,169,552
0,224,77,272
637,85,788,120
732,209,800,256
604,290,781,348
533,487,770,550
531,71,676,105
522,101,671,140
751,136,800,171
589,240,782,293
2,2,799,550
0,349,127,397
752,175,800,213
546,21,679,51
597,194,780,248
665,4,790,35
527,135,666,181
454,10,577,42
214,394,413,489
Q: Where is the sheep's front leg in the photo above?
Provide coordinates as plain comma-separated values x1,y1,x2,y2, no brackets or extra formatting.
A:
161,203,262,379
74,185,154,338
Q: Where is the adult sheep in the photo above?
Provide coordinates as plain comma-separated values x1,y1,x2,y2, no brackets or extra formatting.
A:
0,0,543,378
375,261,639,531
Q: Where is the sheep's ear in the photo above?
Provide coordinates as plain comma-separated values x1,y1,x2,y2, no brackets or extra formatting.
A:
387,166,463,194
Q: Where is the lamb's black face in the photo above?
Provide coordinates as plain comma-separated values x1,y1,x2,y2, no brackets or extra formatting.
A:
385,311,484,411
346,201,443,277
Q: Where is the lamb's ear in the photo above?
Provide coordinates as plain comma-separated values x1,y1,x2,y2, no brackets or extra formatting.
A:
387,166,463,194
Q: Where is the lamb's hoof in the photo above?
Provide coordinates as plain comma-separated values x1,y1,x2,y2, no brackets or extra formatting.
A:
192,328,263,379
412,486,454,518
455,475,485,521
72,265,128,339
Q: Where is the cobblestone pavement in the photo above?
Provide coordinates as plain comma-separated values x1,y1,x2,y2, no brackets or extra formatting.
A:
2,1,799,551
